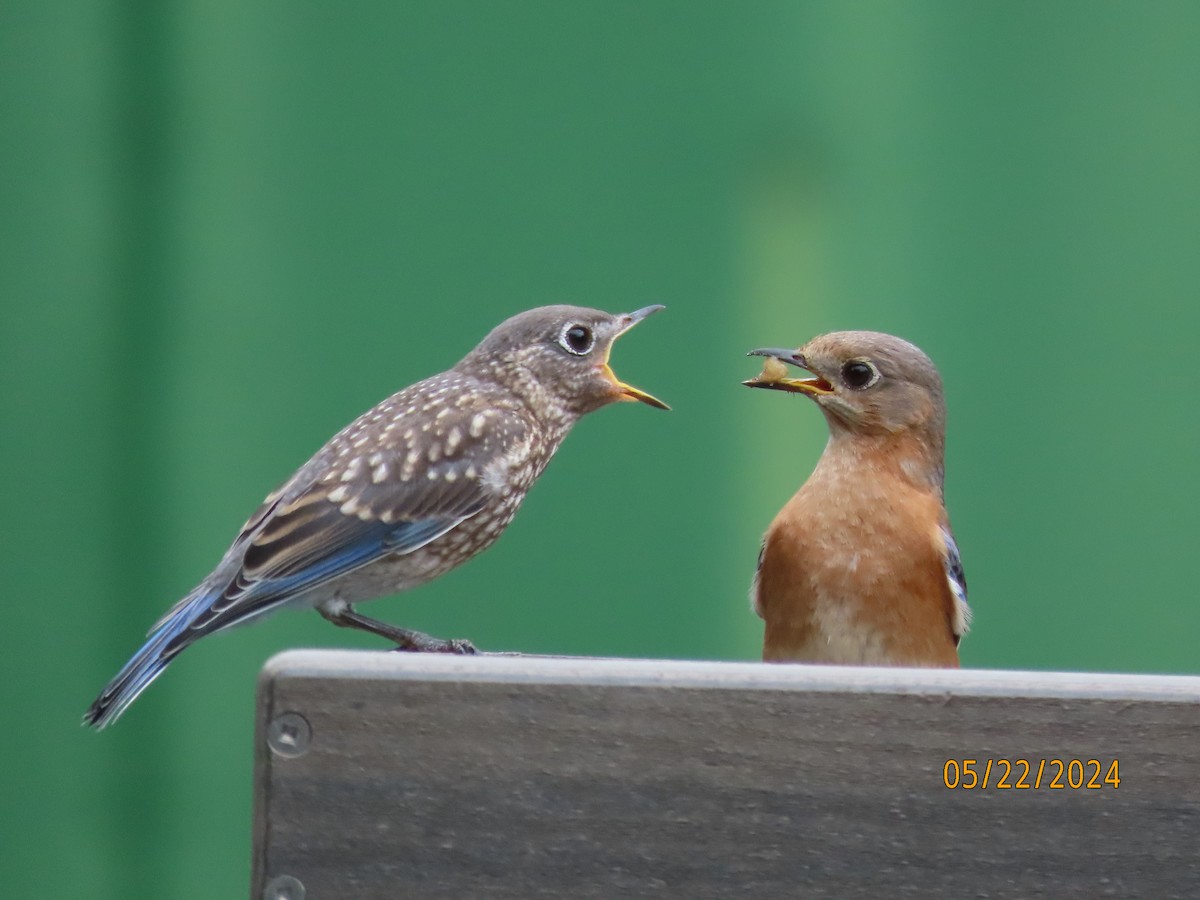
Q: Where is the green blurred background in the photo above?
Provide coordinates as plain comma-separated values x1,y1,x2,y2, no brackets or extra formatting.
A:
3,1,1198,896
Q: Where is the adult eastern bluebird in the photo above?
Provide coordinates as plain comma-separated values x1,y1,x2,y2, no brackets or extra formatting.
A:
743,331,969,667
85,304,668,728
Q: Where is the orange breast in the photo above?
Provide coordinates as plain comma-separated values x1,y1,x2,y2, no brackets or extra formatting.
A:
756,472,959,668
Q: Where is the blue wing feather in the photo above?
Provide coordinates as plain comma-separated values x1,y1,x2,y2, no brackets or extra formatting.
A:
940,526,971,645
83,508,480,729
213,514,467,620
85,393,523,728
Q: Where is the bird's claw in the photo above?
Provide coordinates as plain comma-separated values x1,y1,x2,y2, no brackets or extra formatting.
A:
389,634,477,654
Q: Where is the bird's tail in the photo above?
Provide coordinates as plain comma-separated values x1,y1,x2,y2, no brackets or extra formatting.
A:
83,590,209,730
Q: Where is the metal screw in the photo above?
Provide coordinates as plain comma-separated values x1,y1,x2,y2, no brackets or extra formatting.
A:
263,874,306,900
267,711,312,758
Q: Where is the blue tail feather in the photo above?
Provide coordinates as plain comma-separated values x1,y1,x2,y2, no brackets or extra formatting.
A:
84,511,481,728
83,590,212,730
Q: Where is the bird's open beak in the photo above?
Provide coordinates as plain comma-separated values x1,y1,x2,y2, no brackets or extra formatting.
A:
602,305,670,410
743,347,835,395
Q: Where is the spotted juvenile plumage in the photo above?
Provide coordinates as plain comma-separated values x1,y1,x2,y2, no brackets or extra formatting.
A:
85,304,667,728
744,331,970,667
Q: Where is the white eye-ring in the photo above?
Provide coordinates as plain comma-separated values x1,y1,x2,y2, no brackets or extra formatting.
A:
841,358,880,389
558,323,595,356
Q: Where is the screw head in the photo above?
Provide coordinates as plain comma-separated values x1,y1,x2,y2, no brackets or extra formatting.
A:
263,874,305,900
267,711,312,758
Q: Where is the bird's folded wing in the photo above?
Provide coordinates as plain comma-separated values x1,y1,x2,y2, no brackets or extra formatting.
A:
152,404,526,645
939,524,971,644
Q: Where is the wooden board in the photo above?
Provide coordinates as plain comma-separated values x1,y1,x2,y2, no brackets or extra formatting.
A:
251,652,1200,899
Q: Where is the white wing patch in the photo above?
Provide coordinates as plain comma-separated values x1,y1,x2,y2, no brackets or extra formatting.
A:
941,526,971,644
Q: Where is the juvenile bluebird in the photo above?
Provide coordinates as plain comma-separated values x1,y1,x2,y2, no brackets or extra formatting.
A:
85,304,668,728
743,331,969,667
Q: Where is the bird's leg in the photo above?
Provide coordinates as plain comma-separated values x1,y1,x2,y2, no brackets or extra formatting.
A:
318,605,477,655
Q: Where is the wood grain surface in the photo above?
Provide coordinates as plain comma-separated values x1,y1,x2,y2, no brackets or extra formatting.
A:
252,653,1200,899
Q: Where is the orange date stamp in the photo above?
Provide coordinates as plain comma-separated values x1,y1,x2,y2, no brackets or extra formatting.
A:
942,758,1120,790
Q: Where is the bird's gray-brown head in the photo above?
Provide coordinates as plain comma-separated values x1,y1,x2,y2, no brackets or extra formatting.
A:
456,304,669,421
744,331,945,440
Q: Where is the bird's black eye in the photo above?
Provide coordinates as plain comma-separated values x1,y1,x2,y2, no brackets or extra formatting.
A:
841,359,879,389
559,324,594,356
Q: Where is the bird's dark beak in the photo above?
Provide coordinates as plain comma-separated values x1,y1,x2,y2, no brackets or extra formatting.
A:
617,304,666,334
743,347,834,395
603,305,670,410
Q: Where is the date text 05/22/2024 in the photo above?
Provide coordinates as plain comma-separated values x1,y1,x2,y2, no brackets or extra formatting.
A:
942,759,1121,790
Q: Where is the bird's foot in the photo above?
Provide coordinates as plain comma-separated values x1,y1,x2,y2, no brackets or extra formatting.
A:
319,604,479,654
387,639,527,657
390,633,478,654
